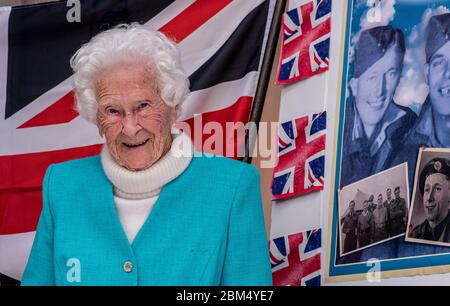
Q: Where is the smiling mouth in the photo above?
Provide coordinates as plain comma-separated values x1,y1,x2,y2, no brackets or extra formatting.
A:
439,86,450,96
426,203,436,212
123,138,149,148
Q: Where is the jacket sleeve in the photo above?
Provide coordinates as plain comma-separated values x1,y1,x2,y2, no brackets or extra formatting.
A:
220,165,272,286
21,165,55,286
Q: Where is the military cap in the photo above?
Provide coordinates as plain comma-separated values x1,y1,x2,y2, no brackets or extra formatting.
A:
419,157,450,195
426,13,450,63
354,25,405,78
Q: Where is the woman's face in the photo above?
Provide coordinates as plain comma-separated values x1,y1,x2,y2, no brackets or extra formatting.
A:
95,62,177,171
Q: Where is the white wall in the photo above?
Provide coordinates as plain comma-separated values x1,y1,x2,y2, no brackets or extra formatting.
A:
280,0,450,285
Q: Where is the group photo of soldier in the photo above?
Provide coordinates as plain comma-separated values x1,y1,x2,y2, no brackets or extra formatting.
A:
339,163,409,255
406,148,450,247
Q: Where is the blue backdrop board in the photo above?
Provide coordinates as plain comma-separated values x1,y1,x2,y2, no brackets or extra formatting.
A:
327,0,450,281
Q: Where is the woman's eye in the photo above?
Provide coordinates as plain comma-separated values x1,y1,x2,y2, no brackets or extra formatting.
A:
138,102,150,110
107,108,120,115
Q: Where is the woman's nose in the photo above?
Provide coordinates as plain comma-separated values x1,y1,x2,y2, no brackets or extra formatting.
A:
121,112,142,137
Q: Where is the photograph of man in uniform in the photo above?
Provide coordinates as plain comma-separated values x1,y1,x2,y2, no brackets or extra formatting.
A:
357,200,374,248
341,200,358,253
383,187,394,209
408,156,450,245
373,193,388,242
341,25,417,187
400,13,450,178
338,163,409,257
388,186,408,237
368,194,376,211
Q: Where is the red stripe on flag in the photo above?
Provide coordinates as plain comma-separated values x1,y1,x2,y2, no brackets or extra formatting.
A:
158,0,232,43
0,145,102,234
0,190,42,235
18,91,78,129
180,96,253,159
0,144,102,191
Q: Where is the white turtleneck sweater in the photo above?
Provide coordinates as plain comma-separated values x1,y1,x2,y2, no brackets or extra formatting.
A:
100,130,193,244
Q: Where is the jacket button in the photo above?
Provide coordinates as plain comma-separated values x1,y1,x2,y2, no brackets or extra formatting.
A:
123,261,133,273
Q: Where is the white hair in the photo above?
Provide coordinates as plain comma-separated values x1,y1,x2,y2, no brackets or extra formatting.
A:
70,23,190,123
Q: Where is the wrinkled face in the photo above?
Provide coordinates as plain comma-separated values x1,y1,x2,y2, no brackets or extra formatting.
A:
387,188,392,200
95,62,177,171
426,41,450,116
423,173,450,224
377,195,383,207
350,47,402,126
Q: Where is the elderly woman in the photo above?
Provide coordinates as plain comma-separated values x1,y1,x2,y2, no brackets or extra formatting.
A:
21,24,271,286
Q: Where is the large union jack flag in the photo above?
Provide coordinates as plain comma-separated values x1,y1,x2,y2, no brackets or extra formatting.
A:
271,112,326,200
276,0,331,85
269,229,321,286
0,0,274,284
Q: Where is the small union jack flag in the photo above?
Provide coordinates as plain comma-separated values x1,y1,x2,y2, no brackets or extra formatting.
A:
276,0,331,85
271,112,326,200
269,229,321,286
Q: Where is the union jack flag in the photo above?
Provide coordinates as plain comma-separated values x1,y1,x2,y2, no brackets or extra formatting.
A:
269,229,321,286
271,112,326,200
276,0,331,85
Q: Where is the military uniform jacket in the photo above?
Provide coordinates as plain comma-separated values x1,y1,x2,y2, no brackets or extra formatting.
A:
396,97,446,187
342,212,358,236
341,97,417,186
410,211,450,243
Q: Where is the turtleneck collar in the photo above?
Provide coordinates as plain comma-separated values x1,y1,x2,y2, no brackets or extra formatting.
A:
100,129,193,200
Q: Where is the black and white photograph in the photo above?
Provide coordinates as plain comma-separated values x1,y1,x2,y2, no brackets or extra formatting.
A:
406,148,450,247
338,163,410,256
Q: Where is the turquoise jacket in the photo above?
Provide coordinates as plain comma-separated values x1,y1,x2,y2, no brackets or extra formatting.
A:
21,153,272,286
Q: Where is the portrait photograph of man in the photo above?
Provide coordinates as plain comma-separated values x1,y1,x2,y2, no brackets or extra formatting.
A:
340,25,416,187
399,13,450,184
406,148,450,247
338,163,409,256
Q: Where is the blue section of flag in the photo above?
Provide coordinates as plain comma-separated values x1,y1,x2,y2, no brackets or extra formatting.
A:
272,171,292,196
316,0,331,20
311,112,327,135
305,229,322,253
